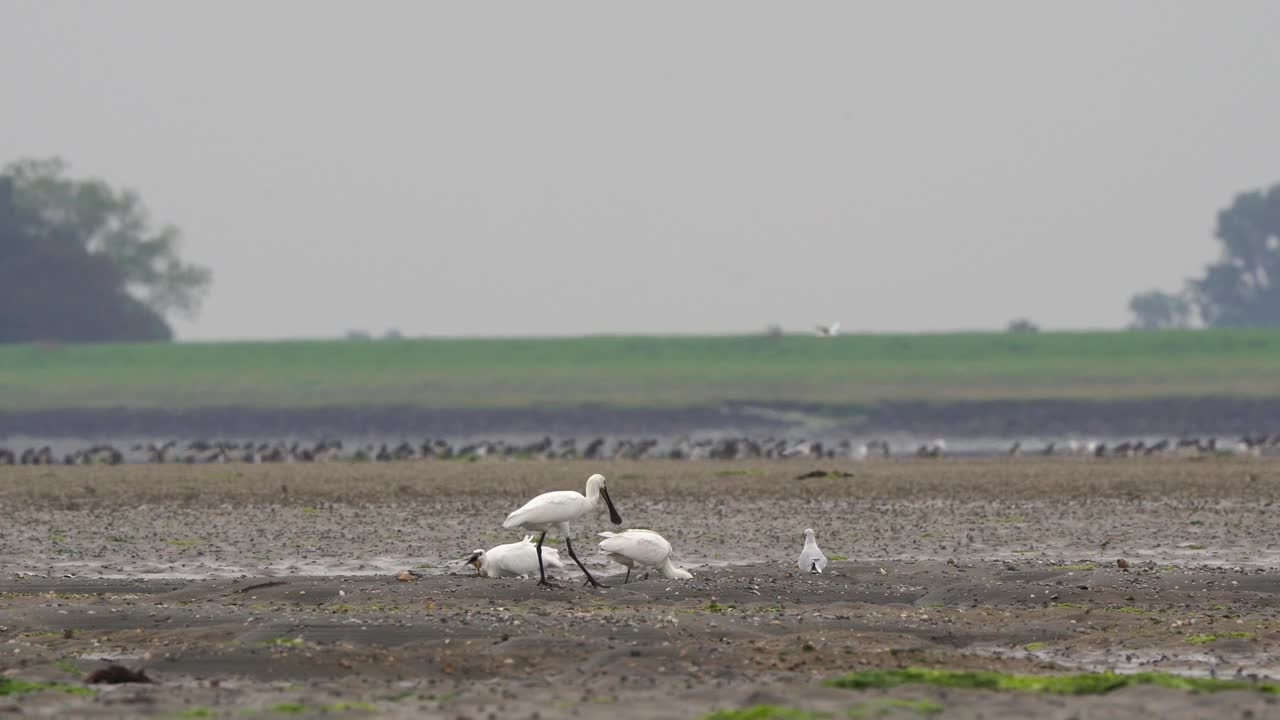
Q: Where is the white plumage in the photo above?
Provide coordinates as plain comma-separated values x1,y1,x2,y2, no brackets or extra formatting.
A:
598,529,692,583
503,473,621,533
502,473,623,586
797,528,828,574
467,536,564,579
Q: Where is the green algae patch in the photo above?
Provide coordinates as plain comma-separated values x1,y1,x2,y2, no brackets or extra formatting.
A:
847,698,943,717
255,700,380,714
0,677,93,696
826,667,1280,695
324,702,378,712
1186,631,1253,645
701,706,828,720
261,636,304,647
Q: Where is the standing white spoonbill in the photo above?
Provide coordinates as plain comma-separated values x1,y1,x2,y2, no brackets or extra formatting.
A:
466,535,564,579
503,473,622,587
598,529,692,583
797,528,828,574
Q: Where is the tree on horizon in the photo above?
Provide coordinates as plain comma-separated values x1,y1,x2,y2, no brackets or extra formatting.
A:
1131,181,1280,329
0,158,212,343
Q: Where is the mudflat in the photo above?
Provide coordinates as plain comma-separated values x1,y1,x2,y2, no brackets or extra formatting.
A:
1,459,1279,718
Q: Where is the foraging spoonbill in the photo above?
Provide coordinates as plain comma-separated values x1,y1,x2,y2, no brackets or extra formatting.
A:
466,535,564,579
797,528,828,574
503,473,622,587
597,529,692,583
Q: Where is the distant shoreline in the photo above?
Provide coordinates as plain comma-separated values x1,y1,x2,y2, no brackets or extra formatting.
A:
3,397,1279,440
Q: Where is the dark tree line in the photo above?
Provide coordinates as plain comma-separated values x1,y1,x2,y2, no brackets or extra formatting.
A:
1132,182,1280,328
0,158,210,343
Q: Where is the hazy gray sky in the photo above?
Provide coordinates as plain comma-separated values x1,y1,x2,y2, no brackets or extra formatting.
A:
4,1,1280,340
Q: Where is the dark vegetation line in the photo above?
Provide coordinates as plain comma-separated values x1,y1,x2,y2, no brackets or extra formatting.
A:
6,396,1280,440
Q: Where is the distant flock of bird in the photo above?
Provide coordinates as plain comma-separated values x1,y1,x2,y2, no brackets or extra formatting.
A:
1004,435,1280,458
1,432,1278,467
1,433,1277,467
464,472,821,586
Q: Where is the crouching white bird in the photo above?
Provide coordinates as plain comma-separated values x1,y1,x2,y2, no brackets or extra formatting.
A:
797,528,828,574
466,535,564,579
503,473,622,587
598,529,692,583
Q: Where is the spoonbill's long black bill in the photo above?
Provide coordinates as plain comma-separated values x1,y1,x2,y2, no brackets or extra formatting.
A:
601,487,622,525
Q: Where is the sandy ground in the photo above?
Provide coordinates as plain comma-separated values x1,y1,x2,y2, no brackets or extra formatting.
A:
2,458,1280,718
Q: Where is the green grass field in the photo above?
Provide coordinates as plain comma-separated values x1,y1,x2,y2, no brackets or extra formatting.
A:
2,330,1279,411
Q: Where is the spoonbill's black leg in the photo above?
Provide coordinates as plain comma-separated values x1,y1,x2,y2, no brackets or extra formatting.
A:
564,536,605,588
536,531,556,587
624,567,631,584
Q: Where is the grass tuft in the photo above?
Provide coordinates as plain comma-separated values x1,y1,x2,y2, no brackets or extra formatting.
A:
826,667,1280,695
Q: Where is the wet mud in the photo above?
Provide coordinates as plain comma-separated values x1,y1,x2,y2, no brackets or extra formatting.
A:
1,459,1279,718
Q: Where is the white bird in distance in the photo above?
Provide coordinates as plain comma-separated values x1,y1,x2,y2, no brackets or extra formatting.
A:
797,528,828,574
